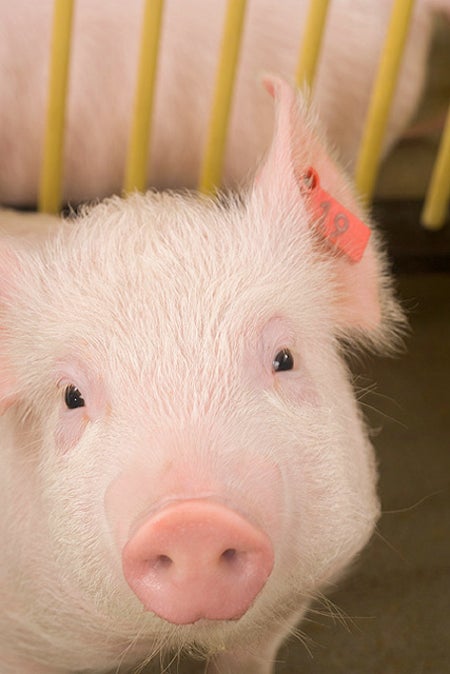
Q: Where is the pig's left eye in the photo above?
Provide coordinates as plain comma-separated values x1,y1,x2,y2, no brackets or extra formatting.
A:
272,348,294,372
64,385,85,409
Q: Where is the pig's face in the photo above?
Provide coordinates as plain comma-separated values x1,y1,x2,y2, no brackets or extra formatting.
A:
0,79,402,671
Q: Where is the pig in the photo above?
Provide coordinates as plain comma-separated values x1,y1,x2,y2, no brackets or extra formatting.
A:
0,0,446,207
0,76,405,674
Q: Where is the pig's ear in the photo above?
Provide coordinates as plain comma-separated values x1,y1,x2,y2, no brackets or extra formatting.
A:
254,75,404,349
0,242,19,414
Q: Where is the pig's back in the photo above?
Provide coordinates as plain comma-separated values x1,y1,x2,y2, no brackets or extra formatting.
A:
0,0,432,206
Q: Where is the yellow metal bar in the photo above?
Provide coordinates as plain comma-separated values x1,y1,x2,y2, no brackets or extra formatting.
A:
199,0,247,194
421,105,450,230
124,0,164,194
296,0,330,89
355,0,415,202
38,0,75,213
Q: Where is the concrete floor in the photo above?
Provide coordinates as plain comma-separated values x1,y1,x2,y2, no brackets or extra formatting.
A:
138,272,449,673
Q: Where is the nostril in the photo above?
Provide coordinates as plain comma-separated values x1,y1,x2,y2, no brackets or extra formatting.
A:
221,548,238,563
154,554,173,569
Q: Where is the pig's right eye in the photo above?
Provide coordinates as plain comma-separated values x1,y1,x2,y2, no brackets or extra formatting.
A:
64,385,85,409
273,348,294,372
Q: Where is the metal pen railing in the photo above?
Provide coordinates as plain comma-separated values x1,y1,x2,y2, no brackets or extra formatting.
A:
37,0,449,231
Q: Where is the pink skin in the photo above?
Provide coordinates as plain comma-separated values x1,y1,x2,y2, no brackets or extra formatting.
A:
122,499,274,624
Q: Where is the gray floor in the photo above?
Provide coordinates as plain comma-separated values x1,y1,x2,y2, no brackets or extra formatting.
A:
145,272,450,674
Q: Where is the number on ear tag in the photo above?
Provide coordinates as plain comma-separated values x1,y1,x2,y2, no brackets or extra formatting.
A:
300,168,371,263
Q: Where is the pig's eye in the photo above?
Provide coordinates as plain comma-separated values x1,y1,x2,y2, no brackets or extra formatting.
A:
64,385,85,409
273,348,294,372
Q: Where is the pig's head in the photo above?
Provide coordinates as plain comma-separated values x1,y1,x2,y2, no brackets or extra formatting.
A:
0,77,404,670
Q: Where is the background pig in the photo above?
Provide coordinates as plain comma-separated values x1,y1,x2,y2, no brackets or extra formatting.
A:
0,78,405,674
0,0,445,206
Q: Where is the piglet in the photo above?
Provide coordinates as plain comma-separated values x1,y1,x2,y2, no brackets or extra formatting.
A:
0,78,404,674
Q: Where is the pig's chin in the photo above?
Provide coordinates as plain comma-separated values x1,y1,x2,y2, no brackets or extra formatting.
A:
110,602,295,665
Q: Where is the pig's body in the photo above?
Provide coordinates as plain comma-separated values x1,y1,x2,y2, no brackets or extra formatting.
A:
0,0,440,206
0,78,404,673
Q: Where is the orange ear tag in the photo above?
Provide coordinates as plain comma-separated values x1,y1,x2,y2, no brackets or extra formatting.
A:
300,167,371,263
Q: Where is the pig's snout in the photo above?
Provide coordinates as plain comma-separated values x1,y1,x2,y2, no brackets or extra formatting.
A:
122,500,274,625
